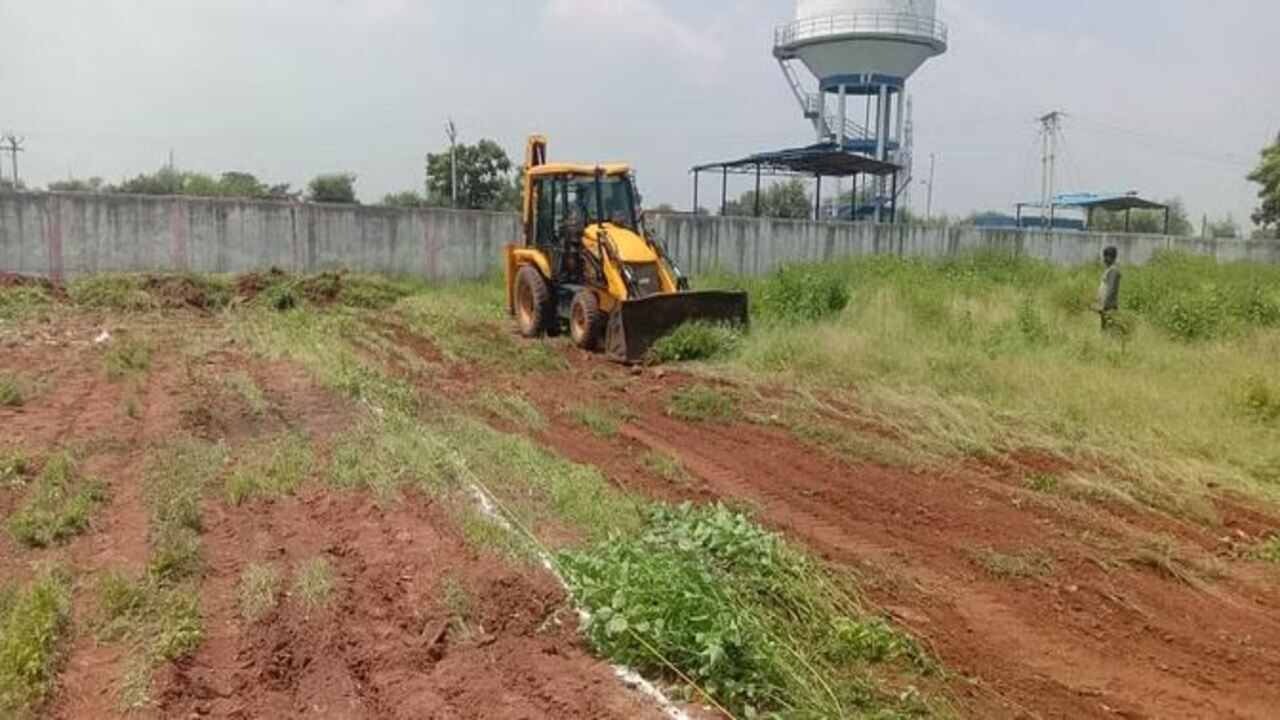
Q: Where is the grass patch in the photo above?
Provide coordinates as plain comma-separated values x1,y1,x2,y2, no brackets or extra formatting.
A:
1024,473,1061,493
395,282,566,372
568,403,633,438
103,337,152,381
560,503,935,718
94,571,203,709
641,451,691,486
0,286,52,321
292,557,336,611
472,390,546,430
0,375,24,407
648,321,742,364
7,453,106,548
1127,537,1221,587
223,370,268,416
973,548,1056,579
667,385,738,423
142,439,226,581
0,569,72,717
702,252,1280,520
224,433,314,506
1253,536,1280,564
238,564,281,622
0,449,31,487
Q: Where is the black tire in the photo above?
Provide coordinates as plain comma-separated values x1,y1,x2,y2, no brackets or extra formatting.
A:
515,266,552,338
570,289,606,350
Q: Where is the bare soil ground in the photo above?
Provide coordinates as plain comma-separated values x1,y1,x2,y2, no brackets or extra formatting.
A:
1,314,669,720
5,302,1280,719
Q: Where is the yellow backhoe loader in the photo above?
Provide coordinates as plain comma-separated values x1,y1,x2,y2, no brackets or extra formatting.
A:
505,135,749,363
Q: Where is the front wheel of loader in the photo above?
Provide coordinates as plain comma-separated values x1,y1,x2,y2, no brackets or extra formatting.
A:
569,290,606,350
515,266,552,338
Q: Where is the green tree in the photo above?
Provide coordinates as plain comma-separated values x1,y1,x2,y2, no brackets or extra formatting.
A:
426,139,514,210
217,171,271,199
116,167,185,195
1248,133,1280,239
1207,215,1241,239
47,177,106,192
381,190,427,208
307,173,358,204
724,179,812,219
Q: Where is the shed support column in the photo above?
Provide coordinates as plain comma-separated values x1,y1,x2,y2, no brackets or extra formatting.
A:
1164,207,1171,235
720,167,729,216
895,87,906,158
815,175,823,222
754,164,762,217
692,170,699,214
850,173,858,221
890,171,899,224
1125,208,1132,233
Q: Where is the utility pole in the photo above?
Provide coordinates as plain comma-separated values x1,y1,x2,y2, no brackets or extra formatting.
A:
445,118,458,208
1,133,26,188
924,153,936,222
1038,111,1064,229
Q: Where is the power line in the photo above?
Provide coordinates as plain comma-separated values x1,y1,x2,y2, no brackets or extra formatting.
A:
1070,114,1255,169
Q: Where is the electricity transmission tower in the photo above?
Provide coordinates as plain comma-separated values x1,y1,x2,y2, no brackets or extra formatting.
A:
1038,111,1064,228
1,133,25,187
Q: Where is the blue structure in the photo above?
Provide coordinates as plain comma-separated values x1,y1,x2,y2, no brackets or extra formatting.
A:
1017,192,1170,233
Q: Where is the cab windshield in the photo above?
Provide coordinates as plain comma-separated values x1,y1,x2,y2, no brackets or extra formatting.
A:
565,175,638,230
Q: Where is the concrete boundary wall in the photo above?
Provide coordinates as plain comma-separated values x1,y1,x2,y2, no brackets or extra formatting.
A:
2,191,1278,282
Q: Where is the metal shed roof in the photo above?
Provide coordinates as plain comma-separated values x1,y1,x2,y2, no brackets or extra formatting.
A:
691,143,900,178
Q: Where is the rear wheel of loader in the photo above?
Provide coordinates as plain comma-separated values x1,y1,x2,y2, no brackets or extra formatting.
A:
515,266,552,338
569,290,606,350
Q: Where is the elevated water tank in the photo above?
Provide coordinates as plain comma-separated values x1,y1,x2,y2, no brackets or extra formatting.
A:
774,0,948,218
779,0,947,85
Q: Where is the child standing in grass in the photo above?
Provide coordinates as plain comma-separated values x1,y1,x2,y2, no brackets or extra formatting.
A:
1096,246,1122,331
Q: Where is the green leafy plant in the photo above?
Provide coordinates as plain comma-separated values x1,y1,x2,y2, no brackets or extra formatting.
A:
648,322,743,364
758,264,850,323
559,504,929,718
0,570,72,716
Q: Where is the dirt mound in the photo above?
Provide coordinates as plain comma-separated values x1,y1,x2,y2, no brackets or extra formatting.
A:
140,275,228,310
0,272,56,291
234,267,287,301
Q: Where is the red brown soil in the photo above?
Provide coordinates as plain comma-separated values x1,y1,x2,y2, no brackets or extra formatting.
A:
2,311,676,720
11,304,1280,720
495,346,1280,720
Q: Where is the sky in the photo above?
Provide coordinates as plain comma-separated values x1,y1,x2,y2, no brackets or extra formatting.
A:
1,0,1276,226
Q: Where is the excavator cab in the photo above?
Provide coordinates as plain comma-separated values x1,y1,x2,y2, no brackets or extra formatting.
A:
505,135,749,363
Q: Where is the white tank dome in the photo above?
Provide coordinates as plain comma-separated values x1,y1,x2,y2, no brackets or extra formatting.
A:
796,0,938,22
777,0,947,83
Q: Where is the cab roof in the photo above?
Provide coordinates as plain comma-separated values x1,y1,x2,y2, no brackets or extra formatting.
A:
528,163,632,178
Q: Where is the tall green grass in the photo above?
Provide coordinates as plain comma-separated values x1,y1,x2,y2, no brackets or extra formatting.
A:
700,251,1280,517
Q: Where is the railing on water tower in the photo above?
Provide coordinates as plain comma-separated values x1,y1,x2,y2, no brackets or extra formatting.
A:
775,12,948,48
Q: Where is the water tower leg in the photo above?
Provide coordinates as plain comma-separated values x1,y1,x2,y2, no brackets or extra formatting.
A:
895,89,906,158
875,85,889,223
837,85,847,149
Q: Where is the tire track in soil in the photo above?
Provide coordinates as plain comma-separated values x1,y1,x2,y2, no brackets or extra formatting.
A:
501,360,1280,720
43,345,189,720
147,345,671,720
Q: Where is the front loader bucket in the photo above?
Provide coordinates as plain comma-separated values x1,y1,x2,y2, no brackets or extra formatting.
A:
605,291,750,364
